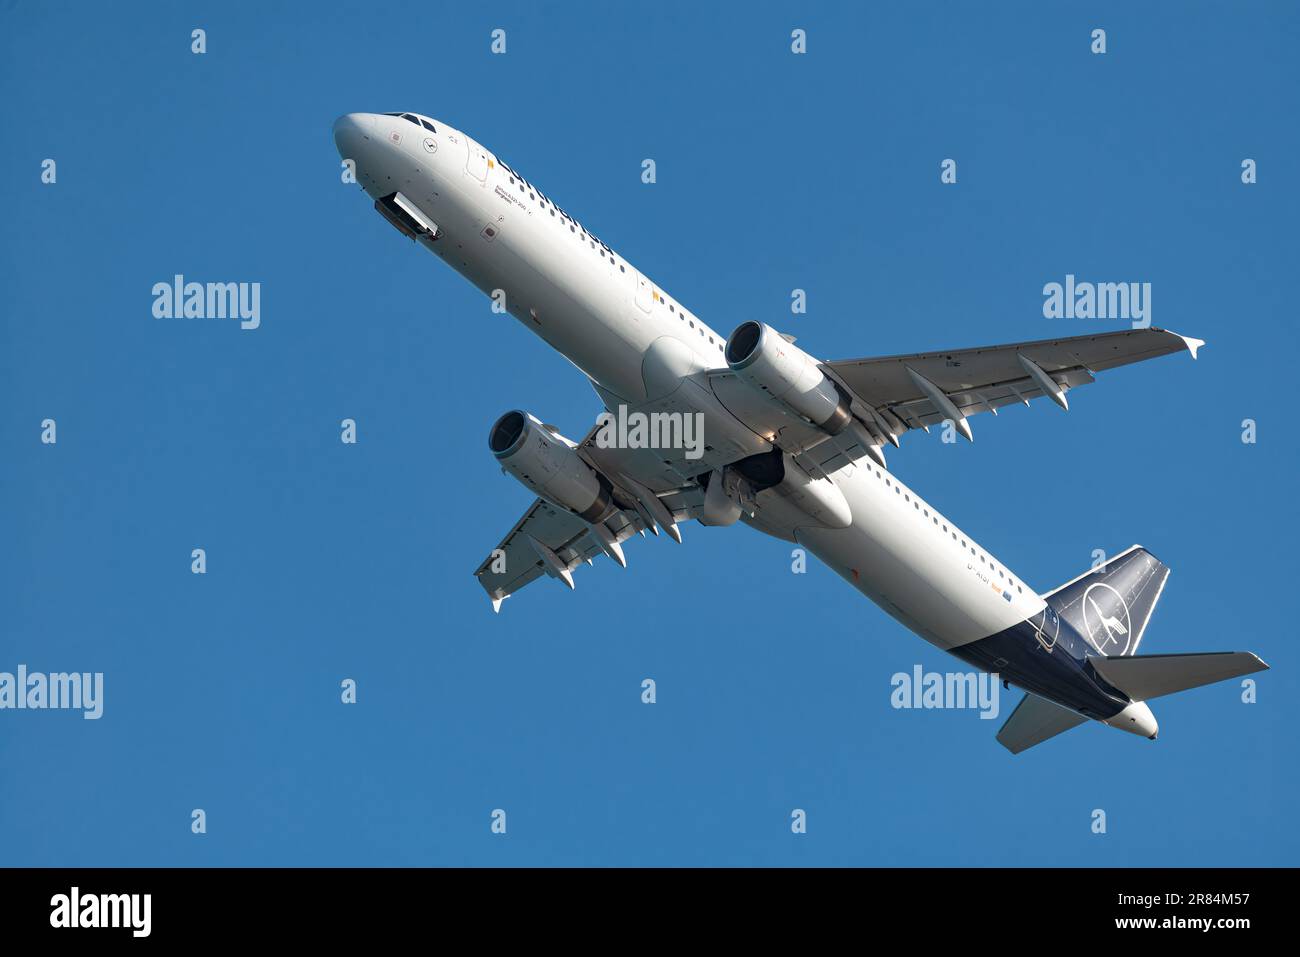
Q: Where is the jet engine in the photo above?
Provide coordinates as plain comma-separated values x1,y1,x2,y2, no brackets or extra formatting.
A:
724,321,854,434
488,410,615,523
724,321,889,467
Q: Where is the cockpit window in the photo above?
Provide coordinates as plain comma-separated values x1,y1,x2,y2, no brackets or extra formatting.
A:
384,113,436,133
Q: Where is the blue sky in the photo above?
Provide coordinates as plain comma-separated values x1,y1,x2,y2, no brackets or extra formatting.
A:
2,1,1296,866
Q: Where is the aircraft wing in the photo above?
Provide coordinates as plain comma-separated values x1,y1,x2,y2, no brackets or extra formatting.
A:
823,328,1203,439
473,421,706,611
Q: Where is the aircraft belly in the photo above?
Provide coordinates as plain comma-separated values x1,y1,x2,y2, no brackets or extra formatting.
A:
792,464,1044,650
948,625,1127,720
446,226,650,400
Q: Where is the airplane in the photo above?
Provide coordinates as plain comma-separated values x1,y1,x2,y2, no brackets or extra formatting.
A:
332,110,1268,753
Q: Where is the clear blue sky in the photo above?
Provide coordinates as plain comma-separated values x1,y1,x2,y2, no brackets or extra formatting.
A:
2,1,1296,866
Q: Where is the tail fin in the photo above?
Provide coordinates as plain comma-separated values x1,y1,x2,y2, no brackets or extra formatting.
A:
1044,545,1169,656
1091,652,1269,701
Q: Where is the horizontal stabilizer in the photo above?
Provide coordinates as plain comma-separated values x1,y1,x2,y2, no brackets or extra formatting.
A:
1090,652,1269,702
997,693,1089,754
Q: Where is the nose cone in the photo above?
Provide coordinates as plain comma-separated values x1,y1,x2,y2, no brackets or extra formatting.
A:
333,113,375,158
1104,701,1159,740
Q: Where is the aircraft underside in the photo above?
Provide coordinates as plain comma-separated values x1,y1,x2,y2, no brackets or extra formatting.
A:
333,110,1268,753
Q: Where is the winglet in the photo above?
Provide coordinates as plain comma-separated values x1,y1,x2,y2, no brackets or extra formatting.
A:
1171,332,1205,360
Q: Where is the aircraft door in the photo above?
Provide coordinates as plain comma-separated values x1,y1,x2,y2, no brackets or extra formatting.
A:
1029,604,1061,652
634,271,652,313
465,141,489,184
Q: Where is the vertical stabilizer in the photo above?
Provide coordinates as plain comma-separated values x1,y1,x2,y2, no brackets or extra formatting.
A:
1043,545,1169,657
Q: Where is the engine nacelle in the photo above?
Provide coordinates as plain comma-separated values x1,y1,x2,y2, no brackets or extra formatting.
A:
724,321,853,435
488,410,613,522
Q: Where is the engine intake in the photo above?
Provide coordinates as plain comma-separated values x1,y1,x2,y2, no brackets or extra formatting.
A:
725,321,852,435
488,410,613,523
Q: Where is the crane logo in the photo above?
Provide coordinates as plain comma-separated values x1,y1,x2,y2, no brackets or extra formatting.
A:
1082,582,1133,656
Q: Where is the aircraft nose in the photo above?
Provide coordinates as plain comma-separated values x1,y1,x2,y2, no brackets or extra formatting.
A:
332,113,375,158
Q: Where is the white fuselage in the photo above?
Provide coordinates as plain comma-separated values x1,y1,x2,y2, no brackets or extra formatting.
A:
334,112,1048,651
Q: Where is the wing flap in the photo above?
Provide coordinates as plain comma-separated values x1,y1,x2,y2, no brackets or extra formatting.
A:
473,498,651,608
